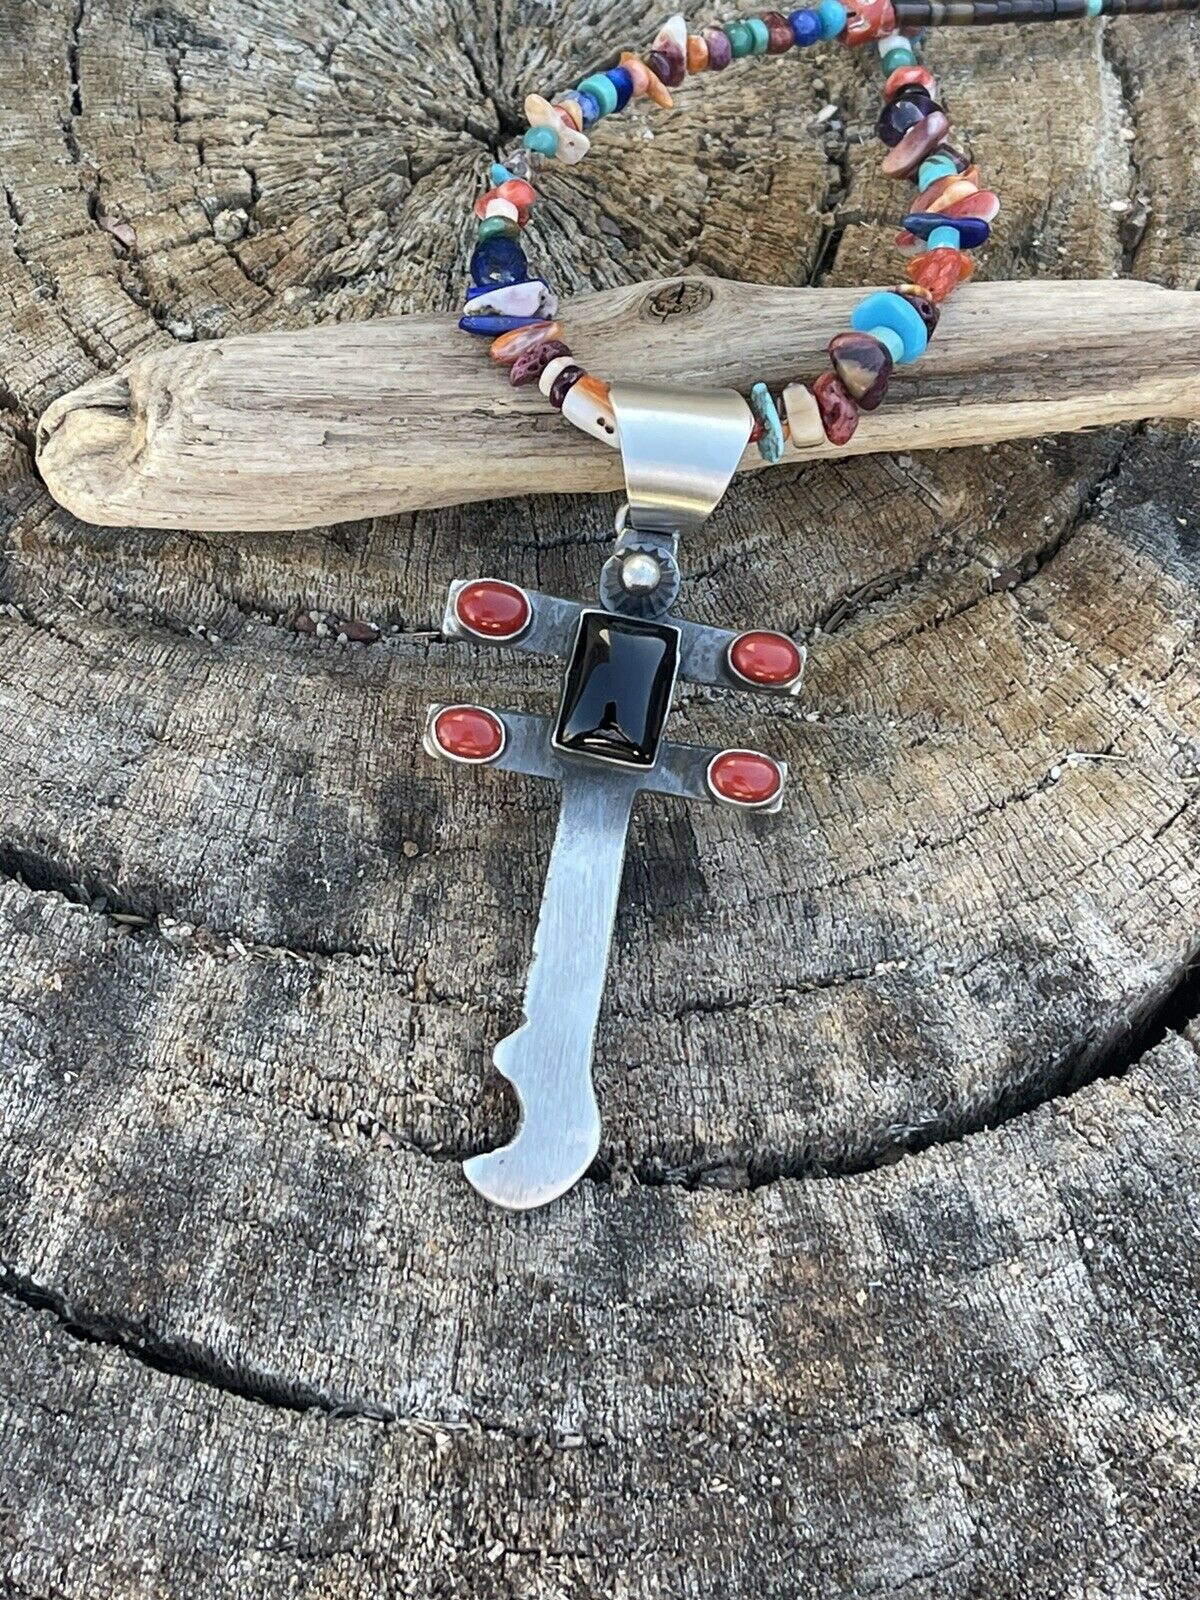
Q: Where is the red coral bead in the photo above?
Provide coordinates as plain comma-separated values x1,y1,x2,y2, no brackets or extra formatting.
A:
844,0,897,45
728,630,804,689
707,749,784,808
907,245,974,303
432,706,506,762
454,579,532,639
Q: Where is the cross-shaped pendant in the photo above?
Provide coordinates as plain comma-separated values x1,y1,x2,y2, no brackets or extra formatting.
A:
424,384,804,1210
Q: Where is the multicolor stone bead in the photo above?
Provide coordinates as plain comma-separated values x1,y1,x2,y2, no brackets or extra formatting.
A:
750,382,786,462
829,330,893,410
812,371,860,445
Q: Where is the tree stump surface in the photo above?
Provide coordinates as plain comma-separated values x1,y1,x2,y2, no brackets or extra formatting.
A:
1,1,1199,1594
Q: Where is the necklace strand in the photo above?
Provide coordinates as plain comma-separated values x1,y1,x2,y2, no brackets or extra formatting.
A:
459,3,1190,458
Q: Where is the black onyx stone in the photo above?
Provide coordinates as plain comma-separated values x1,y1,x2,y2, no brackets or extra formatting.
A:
555,612,679,767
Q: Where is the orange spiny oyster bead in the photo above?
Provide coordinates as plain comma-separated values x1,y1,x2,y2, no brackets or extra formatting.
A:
489,320,562,364
554,99,584,130
621,53,651,95
686,33,709,70
906,246,975,303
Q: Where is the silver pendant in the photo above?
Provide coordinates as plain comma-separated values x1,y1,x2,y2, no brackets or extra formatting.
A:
424,384,805,1210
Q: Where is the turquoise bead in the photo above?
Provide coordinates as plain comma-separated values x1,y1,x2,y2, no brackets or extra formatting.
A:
490,163,512,185
881,45,917,72
817,0,847,36
851,291,928,364
750,382,785,464
917,155,958,189
869,324,905,364
725,20,755,55
524,125,558,157
928,224,961,249
746,16,771,51
1086,0,1102,13
578,72,618,115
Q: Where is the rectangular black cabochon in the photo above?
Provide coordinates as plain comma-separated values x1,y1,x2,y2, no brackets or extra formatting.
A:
554,612,680,767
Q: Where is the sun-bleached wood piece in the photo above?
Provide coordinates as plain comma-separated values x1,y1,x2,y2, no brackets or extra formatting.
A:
36,276,1200,531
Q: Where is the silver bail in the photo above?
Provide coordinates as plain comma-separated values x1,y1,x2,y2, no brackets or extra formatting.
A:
609,382,754,543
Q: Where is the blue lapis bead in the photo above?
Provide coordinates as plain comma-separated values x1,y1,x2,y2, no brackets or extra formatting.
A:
789,8,822,44
458,312,549,336
469,237,528,289
606,65,634,110
903,211,990,249
851,291,928,364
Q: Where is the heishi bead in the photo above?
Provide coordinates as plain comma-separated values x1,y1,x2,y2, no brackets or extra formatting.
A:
790,7,824,42
844,0,898,43
829,330,892,409
881,109,951,178
477,215,519,241
917,153,958,186
850,289,929,362
907,245,974,301
783,382,826,450
869,324,905,363
490,163,511,184
885,62,936,97
523,125,558,157
763,11,796,51
538,354,577,399
509,338,571,386
489,319,561,363
750,382,786,463
548,362,585,409
882,44,917,69
812,370,860,445
483,196,521,224
746,17,772,51
686,32,710,69
703,25,734,66
470,237,527,288
817,0,849,34
578,72,619,115
562,375,619,445
606,65,635,108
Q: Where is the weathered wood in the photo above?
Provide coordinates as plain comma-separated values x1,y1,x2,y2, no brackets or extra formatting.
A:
0,0,1199,1592
35,277,1200,530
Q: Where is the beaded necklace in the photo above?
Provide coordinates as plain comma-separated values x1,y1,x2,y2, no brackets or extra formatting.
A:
459,0,1185,456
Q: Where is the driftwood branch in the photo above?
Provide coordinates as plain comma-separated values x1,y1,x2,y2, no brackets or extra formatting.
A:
36,276,1200,531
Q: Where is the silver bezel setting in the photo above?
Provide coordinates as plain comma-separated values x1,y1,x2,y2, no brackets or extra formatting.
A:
705,748,785,813
450,579,534,644
725,630,805,693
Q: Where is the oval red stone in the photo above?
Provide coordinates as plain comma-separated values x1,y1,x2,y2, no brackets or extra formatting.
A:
728,630,803,688
432,705,505,762
707,749,783,808
455,579,531,639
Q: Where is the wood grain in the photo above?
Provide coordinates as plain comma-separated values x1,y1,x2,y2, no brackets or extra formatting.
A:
36,277,1200,529
1,0,1199,1592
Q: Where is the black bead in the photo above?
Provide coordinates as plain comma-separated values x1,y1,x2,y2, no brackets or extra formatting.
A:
555,613,679,767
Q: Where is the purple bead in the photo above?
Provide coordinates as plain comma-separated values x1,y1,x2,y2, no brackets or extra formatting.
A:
876,92,939,149
902,211,991,249
469,237,528,289
548,363,584,409
789,7,822,44
647,46,683,88
606,65,633,109
703,25,734,66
